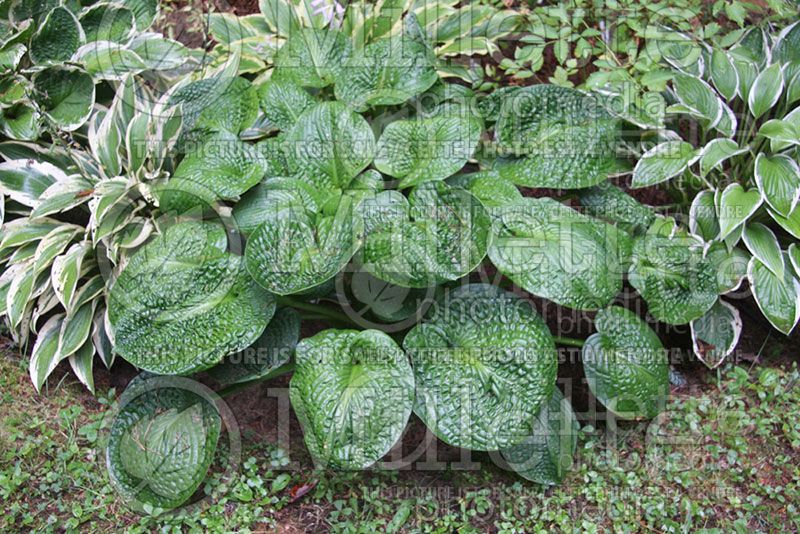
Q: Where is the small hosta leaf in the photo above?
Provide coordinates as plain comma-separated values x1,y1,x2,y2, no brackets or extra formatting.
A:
754,153,800,217
403,284,558,450
716,183,763,239
742,222,784,278
582,306,668,419
698,138,746,178
690,299,742,369
672,72,723,127
290,329,414,469
747,256,800,335
631,140,698,188
748,62,784,120
689,190,719,242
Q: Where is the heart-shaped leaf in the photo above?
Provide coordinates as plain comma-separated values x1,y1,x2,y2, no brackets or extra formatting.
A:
108,221,276,375
32,66,95,132
754,153,800,217
747,255,800,335
257,78,316,131
489,197,631,311
273,28,351,88
716,182,763,239
689,190,719,241
582,306,668,419
690,299,742,369
631,140,698,188
403,284,558,450
698,138,746,178
742,222,784,278
290,329,414,468
29,6,83,64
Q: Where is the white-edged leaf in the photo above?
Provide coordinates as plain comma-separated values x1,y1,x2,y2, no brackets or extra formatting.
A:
29,313,66,392
690,299,742,369
709,49,738,100
51,241,92,310
747,256,800,335
0,160,67,207
689,190,719,241
698,138,746,178
748,62,784,119
73,41,147,80
742,222,784,278
31,174,94,218
754,153,800,217
57,299,97,360
631,140,698,188
716,182,763,239
672,72,723,127
93,305,115,369
68,339,95,393
789,244,800,279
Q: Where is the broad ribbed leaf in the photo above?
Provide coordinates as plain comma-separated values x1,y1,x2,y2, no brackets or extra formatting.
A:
107,374,221,511
489,198,631,311
716,182,762,239
754,153,800,217
245,192,362,295
403,284,558,450
494,85,621,189
359,183,490,288
629,232,717,325
742,222,784,278
29,6,82,64
577,182,655,235
582,306,668,419
500,388,578,486
232,177,318,236
32,67,95,131
690,299,742,369
273,28,350,88
374,115,481,188
108,221,275,375
631,141,698,188
447,171,522,208
290,329,414,468
208,308,300,386
747,256,800,335
258,79,315,131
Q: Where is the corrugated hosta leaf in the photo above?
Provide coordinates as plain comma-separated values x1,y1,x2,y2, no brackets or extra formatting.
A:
79,3,135,43
245,192,362,295
156,131,269,213
0,159,66,207
273,28,350,88
631,140,698,188
578,182,655,235
334,22,437,111
747,255,800,335
447,171,522,208
500,388,579,486
29,6,83,64
32,66,95,131
283,102,375,191
374,115,481,188
359,183,489,288
754,153,800,217
208,308,300,386
493,85,621,189
290,329,414,469
690,299,742,369
488,198,632,311
403,284,558,450
232,177,317,236
582,306,668,419
108,221,276,375
257,78,316,131
107,373,221,511
628,232,717,325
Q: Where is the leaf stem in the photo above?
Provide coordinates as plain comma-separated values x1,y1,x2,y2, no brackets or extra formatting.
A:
554,336,585,348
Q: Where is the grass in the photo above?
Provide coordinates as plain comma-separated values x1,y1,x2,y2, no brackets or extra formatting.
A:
1,351,799,533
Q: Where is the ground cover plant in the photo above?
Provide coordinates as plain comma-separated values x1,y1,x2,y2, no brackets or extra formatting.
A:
0,0,799,525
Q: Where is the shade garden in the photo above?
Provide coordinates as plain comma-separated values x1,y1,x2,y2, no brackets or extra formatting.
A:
0,0,799,517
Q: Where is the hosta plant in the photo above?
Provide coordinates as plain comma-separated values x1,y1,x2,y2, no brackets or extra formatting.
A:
630,23,800,367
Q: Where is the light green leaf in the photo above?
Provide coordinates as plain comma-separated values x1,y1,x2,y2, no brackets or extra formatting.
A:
732,57,758,103
447,170,522,209
631,140,698,188
698,138,746,178
128,33,189,71
273,28,350,88
690,299,742,369
754,153,800,217
768,206,800,239
709,49,738,100
29,313,65,392
747,256,800,335
748,62,784,119
716,182,763,239
1,103,41,141
705,242,749,294
259,0,301,37
743,222,784,279
582,306,668,419
672,72,723,127
689,190,719,241
29,6,83,64
32,66,95,131
404,284,557,450
257,78,316,131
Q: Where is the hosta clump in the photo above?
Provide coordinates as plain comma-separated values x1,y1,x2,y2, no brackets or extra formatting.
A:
629,23,800,366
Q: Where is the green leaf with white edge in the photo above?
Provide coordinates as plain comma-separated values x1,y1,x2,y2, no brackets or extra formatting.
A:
79,3,135,43
374,115,481,188
0,159,66,207
716,182,763,240
51,241,92,310
709,49,738,100
582,306,668,419
123,0,159,30
73,41,146,81
283,101,375,191
208,308,300,386
32,66,95,132
577,182,655,235
754,153,800,217
0,217,63,251
245,191,363,295
789,244,800,279
489,197,631,311
156,132,268,213
742,222,784,279
0,43,27,71
631,140,698,188
1,103,41,141
107,373,221,512
690,299,742,369
93,306,115,369
493,85,621,189
714,100,738,138
128,33,189,71
57,299,96,360
705,242,750,294
671,72,723,127
768,206,800,239
68,339,95,394
257,78,316,131
732,57,758,104
30,174,94,218
29,313,65,392
29,6,83,64
748,256,800,335
629,230,717,325
404,284,558,450
273,28,350,88
748,62,784,119
334,28,437,111
758,119,799,150
698,138,747,178
359,183,490,288
772,21,800,65
689,190,719,242
500,388,579,486
290,328,414,469
108,221,276,375
126,112,149,176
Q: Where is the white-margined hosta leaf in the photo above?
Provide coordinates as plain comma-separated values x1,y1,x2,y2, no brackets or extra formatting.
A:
709,49,739,100
742,222,784,278
689,190,719,242
1,103,41,141
128,32,190,71
72,41,147,81
68,339,96,393
716,182,763,240
705,242,750,294
51,241,93,310
79,3,135,44
690,299,742,369
748,62,784,120
631,140,698,188
698,138,747,178
790,244,800,279
29,6,83,64
747,255,800,335
772,21,800,65
32,66,95,132
671,72,723,128
0,159,67,207
29,313,65,392
30,174,94,218
754,153,800,217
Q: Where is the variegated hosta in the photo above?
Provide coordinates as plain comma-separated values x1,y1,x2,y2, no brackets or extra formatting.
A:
627,23,800,367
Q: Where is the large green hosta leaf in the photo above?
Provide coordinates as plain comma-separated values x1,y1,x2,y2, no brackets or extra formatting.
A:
245,191,362,295
493,85,621,189
79,3,135,43
290,329,414,469
334,22,437,111
358,183,490,288
747,255,800,335
258,78,316,131
107,374,221,512
488,198,631,311
32,66,95,131
582,306,668,419
283,102,375,191
273,28,351,88
578,182,655,235
156,132,269,213
403,284,558,450
29,6,83,64
108,221,275,375
628,230,717,325
500,388,579,486
374,115,481,188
